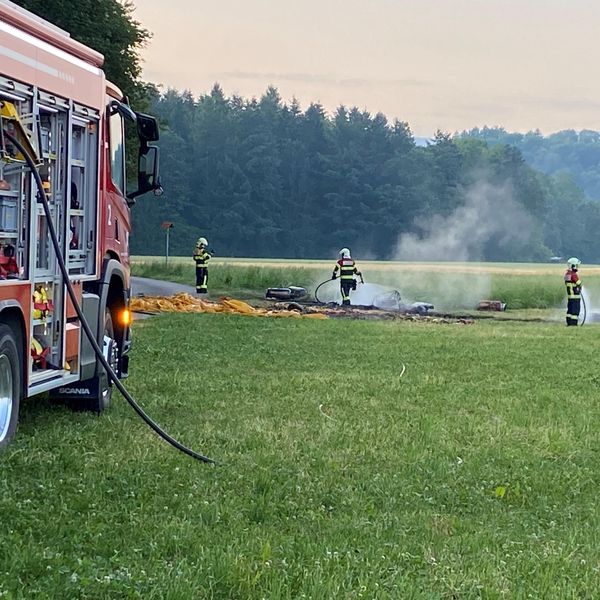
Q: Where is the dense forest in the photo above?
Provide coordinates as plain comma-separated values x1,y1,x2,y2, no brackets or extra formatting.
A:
460,127,600,201
131,86,600,261
12,0,600,262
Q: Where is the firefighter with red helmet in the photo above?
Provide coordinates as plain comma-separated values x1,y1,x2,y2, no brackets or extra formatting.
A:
564,257,582,326
332,247,363,306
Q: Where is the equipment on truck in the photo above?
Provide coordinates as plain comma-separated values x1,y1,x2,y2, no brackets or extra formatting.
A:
6,124,214,463
0,99,39,164
0,1,212,461
30,337,49,370
0,243,18,279
32,285,53,320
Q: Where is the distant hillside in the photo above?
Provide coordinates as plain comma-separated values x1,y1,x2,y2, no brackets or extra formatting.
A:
459,127,600,200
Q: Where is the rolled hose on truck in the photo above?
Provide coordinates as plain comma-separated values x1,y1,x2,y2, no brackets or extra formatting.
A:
4,129,215,464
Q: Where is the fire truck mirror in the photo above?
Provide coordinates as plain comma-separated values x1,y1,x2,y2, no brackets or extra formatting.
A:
109,99,136,122
136,113,160,142
137,145,160,195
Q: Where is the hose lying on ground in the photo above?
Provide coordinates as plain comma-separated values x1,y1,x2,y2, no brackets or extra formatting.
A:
5,129,215,464
314,279,333,304
314,278,402,309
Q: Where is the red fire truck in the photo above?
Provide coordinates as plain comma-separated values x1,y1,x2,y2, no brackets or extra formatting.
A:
0,0,162,447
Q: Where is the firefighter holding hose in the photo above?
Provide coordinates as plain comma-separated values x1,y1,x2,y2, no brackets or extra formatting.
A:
194,237,211,294
564,257,582,326
332,247,363,306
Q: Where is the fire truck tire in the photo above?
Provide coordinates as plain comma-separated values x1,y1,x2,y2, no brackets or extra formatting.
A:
99,309,117,411
0,324,21,449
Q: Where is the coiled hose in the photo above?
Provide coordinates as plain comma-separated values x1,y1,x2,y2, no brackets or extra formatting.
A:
5,129,215,464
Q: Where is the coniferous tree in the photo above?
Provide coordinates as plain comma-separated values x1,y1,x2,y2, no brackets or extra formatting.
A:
130,86,600,262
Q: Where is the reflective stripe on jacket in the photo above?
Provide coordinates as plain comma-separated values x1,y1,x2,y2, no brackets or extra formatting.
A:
334,258,358,280
564,270,582,299
194,250,211,267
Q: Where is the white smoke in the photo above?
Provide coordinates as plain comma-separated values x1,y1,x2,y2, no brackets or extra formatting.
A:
387,179,537,310
394,180,533,262
313,180,537,310
313,279,390,306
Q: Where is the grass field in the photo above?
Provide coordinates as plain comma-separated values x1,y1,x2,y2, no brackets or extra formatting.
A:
2,313,600,597
132,257,600,311
132,256,600,275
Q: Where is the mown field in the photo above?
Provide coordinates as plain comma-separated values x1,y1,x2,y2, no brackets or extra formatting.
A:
2,313,600,598
132,257,600,311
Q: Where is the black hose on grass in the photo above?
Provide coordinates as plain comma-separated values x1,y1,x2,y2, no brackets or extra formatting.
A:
5,129,215,464
315,279,395,307
314,279,333,304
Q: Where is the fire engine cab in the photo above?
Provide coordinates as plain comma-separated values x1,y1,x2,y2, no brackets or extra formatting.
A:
0,0,162,447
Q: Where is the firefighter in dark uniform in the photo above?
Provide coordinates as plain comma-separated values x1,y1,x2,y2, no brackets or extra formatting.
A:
564,257,582,326
332,247,363,306
194,237,211,294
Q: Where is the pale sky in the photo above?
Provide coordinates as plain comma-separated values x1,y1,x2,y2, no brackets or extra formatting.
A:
134,0,600,137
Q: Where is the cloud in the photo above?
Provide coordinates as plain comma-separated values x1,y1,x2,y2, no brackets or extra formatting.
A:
214,70,430,89
515,95,600,112
450,93,600,122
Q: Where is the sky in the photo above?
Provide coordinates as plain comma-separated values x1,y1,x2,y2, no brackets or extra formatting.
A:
134,0,600,137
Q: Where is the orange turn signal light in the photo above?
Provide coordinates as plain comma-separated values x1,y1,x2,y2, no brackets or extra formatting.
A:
121,309,131,326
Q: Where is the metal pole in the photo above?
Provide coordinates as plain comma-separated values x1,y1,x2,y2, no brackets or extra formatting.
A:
165,227,170,266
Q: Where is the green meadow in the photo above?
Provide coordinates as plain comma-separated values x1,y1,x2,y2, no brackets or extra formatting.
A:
2,311,599,598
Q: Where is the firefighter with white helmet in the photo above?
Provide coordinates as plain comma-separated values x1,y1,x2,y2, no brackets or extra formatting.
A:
193,237,211,294
564,257,582,326
332,247,363,305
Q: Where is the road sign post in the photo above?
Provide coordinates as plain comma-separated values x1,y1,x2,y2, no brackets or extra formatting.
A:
161,222,174,266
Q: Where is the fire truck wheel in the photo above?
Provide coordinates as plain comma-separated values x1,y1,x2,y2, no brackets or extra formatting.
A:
100,309,117,410
0,324,21,449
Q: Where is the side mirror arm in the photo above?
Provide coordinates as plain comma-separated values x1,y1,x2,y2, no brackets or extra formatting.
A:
109,99,136,122
126,142,161,202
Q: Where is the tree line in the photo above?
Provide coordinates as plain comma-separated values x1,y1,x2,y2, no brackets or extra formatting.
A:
461,127,600,201
12,0,600,262
131,86,600,262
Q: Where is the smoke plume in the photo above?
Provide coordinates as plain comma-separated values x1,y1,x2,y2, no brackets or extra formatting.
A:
394,180,533,262
389,179,536,309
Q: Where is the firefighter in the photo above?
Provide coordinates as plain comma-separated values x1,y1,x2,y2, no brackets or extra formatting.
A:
193,237,211,294
332,247,363,306
564,257,582,326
